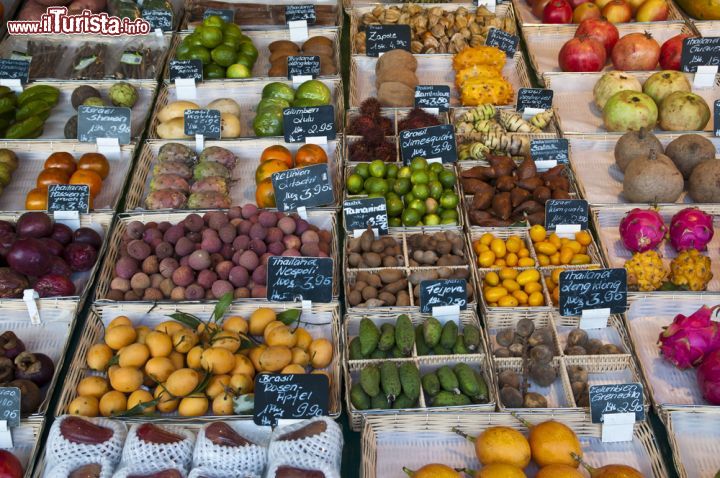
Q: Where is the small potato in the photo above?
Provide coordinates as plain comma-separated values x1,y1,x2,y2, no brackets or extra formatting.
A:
348,290,362,306
118,343,150,368
178,394,209,417
127,389,155,414
378,292,396,306
361,286,378,301
382,279,408,295
77,376,109,399
396,291,411,306
104,325,137,351
308,338,333,369
378,269,403,284
347,253,362,267
363,252,382,268
99,391,127,417
365,274,382,288
67,396,99,417
87,344,113,371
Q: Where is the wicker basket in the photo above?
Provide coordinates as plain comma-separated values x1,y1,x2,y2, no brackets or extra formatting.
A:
694,22,720,38
512,0,684,27
450,105,561,138
666,409,720,478
349,51,532,108
524,22,693,82
625,294,720,418
124,138,343,212
163,28,341,82
0,33,172,81
146,78,344,140
476,267,554,318
15,80,158,142
344,348,496,432
543,72,720,135
54,302,343,420
360,412,669,478
0,141,136,212
591,204,720,295
349,3,517,55
8,419,44,478
567,134,720,206
94,209,340,302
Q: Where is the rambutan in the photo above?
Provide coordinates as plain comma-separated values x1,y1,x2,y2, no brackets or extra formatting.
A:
359,98,382,118
347,115,376,136
398,108,441,132
374,141,397,162
363,125,386,147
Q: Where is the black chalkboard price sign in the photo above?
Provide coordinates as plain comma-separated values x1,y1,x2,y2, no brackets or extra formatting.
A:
283,105,336,143
530,138,569,163
203,8,234,23
419,279,468,313
589,383,644,424
365,25,411,57
343,197,389,235
266,256,333,303
184,109,221,139
545,199,589,230
47,184,90,214
271,163,334,212
559,268,627,317
141,9,173,31
516,88,553,112
0,59,30,83
681,37,720,73
414,85,450,112
0,388,20,427
253,373,329,427
77,106,132,144
400,124,457,164
169,60,203,82
715,100,720,137
285,4,316,24
485,28,519,57
287,56,321,79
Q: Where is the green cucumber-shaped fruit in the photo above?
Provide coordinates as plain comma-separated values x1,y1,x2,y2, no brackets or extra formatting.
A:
0,86,14,99
5,116,44,139
437,365,460,394
415,325,430,356
359,365,380,397
454,363,487,402
18,85,60,106
15,99,51,122
392,393,417,409
359,318,380,356
395,314,415,356
463,325,481,352
423,317,442,347
421,372,441,397
380,362,401,400
440,321,459,349
371,393,390,410
350,383,371,410
432,390,472,407
349,337,364,360
378,323,395,351
0,95,17,115
398,362,420,401
453,335,469,355
390,346,405,359
434,344,453,356
370,349,386,359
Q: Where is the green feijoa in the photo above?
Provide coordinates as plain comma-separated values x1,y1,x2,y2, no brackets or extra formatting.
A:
359,318,380,356
415,325,430,356
370,349,387,359
433,344,452,356
394,314,415,356
350,383,371,410
392,393,417,409
423,317,442,347
440,321,459,349
359,365,380,397
398,362,421,401
371,393,391,410
421,372,441,397
453,363,485,401
349,337,364,360
453,335,469,355
432,390,472,407
380,362,401,400
463,324,481,352
378,323,396,352
436,365,460,394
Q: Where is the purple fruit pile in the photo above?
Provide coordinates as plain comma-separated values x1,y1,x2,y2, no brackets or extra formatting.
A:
0,212,101,298
106,204,333,301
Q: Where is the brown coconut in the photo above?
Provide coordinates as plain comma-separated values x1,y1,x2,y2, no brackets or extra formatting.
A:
623,150,684,203
614,127,664,172
689,159,720,203
665,134,717,179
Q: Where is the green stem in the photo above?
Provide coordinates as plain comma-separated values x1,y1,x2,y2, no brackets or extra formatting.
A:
510,411,534,429
402,467,414,477
571,452,592,473
452,426,475,442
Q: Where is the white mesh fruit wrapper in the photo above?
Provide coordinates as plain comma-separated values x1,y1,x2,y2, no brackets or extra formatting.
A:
192,423,268,474
47,416,127,468
188,466,260,478
112,465,187,478
265,461,340,478
268,418,343,472
44,459,115,478
121,424,195,470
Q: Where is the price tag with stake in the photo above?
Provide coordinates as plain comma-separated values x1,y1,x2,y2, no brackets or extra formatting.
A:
559,268,627,321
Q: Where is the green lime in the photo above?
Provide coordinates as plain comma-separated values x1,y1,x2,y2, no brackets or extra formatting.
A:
403,192,416,205
425,197,438,215
393,178,411,196
234,54,254,70
385,164,399,179
428,180,443,200
440,191,459,209
295,79,331,104
412,183,429,200
175,43,192,60
385,178,395,192
203,63,225,79
428,171,438,183
424,214,441,226
211,44,237,67
369,159,387,178
346,174,364,194
182,34,203,47
429,162,444,174
438,170,456,189
410,170,429,185
188,46,212,65
238,42,259,64
226,63,252,79
198,25,223,49
408,199,427,216
440,209,458,220
402,208,421,227
202,15,225,28
441,217,458,225
222,22,244,38
354,163,370,179
257,97,290,114
262,82,295,102
368,192,384,199
389,217,402,227
365,177,388,195
387,197,404,217
398,166,412,179
410,157,428,171
221,35,241,51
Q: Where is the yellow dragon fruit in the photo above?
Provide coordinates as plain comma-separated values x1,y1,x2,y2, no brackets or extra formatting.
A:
625,250,668,292
670,249,713,291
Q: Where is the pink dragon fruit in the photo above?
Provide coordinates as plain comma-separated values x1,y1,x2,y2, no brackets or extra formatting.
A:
669,208,714,252
697,349,720,405
658,305,720,369
619,208,667,253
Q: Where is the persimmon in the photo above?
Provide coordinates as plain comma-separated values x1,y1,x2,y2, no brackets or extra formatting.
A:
44,152,76,175
37,168,70,188
260,145,293,168
78,153,110,179
70,169,103,198
255,159,288,185
295,144,328,167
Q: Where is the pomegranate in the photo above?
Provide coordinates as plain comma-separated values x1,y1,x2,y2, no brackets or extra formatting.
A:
660,34,693,71
573,2,601,22
602,0,633,23
542,0,573,23
611,32,660,71
575,18,620,56
558,36,607,72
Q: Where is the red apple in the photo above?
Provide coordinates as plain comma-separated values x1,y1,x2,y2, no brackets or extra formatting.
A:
602,0,633,23
543,0,574,23
568,0,592,7
660,33,693,70
0,451,22,478
559,36,607,72
532,0,552,18
573,2,602,22
575,18,620,56
611,32,660,70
